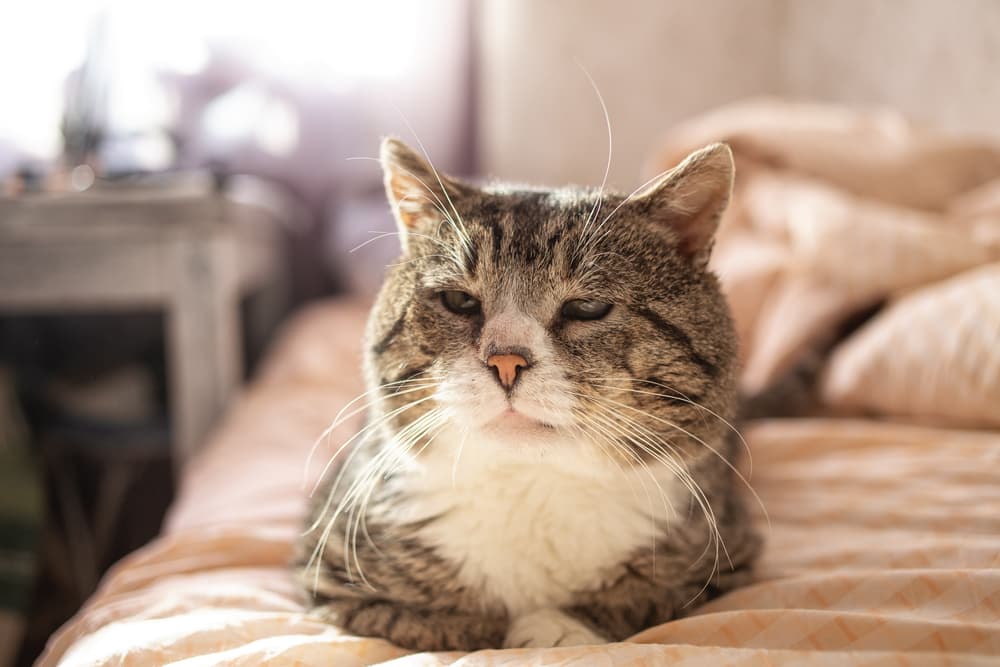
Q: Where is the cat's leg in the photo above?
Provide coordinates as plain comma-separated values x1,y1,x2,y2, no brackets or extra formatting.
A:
312,595,507,652
564,510,761,641
503,608,607,648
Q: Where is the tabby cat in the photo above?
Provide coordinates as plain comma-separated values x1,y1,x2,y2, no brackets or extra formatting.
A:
296,138,760,651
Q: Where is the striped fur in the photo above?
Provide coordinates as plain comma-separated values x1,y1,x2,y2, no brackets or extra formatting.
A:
296,139,760,651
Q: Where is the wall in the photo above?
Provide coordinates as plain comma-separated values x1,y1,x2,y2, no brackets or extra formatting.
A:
477,0,1000,189
780,0,1000,139
476,0,784,190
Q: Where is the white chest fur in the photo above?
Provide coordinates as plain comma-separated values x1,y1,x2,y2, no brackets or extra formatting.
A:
391,428,683,615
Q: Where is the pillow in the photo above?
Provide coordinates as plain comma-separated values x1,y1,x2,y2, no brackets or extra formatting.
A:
822,263,1000,427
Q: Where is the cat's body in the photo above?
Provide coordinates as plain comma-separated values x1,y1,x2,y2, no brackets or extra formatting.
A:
296,139,760,651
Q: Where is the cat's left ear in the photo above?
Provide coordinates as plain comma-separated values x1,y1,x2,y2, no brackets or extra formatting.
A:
634,142,734,268
380,137,471,251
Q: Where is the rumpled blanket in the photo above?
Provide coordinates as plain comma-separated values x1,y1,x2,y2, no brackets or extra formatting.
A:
647,99,1000,426
39,100,1000,666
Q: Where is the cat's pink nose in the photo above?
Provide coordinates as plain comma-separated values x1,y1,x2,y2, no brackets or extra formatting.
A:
487,354,528,390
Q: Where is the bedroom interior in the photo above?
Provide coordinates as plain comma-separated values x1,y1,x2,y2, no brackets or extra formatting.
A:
1,1,998,665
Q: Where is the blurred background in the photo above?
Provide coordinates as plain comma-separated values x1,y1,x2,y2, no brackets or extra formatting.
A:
1,1,998,664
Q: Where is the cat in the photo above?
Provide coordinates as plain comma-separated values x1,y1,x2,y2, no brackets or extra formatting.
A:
296,137,761,651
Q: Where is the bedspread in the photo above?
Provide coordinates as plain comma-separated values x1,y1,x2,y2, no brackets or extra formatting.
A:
37,301,1000,666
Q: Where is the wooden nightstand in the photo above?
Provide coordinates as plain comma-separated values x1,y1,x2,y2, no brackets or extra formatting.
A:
0,182,288,467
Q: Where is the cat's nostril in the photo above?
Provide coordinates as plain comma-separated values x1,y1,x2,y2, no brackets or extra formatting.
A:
486,353,529,390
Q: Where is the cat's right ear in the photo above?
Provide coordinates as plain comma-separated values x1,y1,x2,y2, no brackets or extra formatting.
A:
380,138,469,251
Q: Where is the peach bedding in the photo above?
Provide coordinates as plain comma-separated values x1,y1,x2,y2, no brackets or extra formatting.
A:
41,102,1000,665
648,99,1000,425
38,301,1000,666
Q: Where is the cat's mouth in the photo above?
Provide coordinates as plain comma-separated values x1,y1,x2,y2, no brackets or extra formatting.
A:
487,408,556,432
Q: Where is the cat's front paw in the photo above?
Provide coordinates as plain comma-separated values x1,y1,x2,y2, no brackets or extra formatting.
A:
503,609,607,648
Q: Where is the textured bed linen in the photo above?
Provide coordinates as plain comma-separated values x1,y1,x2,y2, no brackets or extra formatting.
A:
39,301,1000,666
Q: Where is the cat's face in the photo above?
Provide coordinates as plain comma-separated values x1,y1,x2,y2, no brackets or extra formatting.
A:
364,138,738,466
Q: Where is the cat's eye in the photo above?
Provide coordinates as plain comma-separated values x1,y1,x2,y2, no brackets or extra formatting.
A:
561,299,612,321
440,290,481,315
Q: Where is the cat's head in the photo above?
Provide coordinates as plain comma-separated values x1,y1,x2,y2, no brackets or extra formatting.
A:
364,138,738,467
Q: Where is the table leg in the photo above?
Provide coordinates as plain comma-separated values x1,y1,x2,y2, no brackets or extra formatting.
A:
167,236,242,469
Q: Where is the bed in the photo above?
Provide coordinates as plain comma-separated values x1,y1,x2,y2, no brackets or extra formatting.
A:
39,101,1000,666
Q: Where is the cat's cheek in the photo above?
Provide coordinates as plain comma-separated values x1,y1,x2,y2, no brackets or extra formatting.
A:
413,309,476,346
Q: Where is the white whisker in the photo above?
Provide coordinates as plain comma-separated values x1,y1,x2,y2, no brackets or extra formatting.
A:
573,393,729,593
347,154,471,269
451,425,469,487
392,107,475,262
590,383,770,532
593,377,755,477
305,392,438,534
575,61,613,246
577,164,680,262
569,414,667,569
346,409,447,585
302,376,436,490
